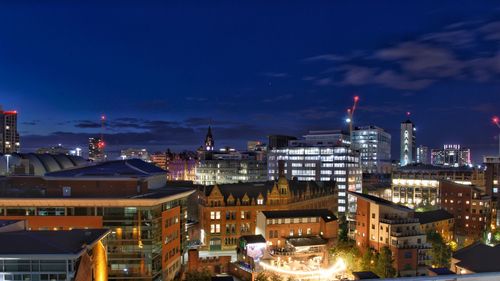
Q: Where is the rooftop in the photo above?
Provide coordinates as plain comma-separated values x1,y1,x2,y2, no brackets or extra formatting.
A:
352,271,380,280
414,209,454,224
428,268,454,276
348,191,413,212
0,229,109,257
396,163,477,172
287,236,328,247
261,209,337,222
204,179,334,203
240,235,266,244
453,243,500,273
45,159,166,179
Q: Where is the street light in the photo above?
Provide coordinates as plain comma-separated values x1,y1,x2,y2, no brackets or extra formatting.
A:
5,154,11,175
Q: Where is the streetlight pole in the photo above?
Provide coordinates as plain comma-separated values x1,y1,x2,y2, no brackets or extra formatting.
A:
5,154,11,175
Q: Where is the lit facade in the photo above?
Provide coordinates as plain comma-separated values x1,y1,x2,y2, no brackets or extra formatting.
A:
416,145,429,165
431,145,471,167
0,109,20,154
268,130,362,214
199,176,336,251
352,126,392,174
350,192,431,277
400,120,416,166
0,160,193,281
440,181,491,245
391,164,485,208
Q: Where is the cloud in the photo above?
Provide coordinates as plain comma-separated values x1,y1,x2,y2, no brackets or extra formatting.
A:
304,19,500,90
185,96,208,102
261,72,288,78
302,54,346,62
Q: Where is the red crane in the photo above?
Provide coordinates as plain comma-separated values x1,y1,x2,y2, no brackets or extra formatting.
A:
347,95,360,140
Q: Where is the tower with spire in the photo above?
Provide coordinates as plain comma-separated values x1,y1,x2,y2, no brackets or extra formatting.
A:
204,126,214,151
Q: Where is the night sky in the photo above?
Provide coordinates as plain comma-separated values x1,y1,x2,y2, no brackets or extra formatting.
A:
2,1,500,162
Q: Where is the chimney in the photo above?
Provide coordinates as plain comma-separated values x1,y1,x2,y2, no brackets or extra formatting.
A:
278,160,285,177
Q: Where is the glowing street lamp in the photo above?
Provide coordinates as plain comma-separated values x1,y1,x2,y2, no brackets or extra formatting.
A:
5,154,11,175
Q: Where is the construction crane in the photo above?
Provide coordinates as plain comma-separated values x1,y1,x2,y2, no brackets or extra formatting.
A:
346,95,360,142
99,114,106,155
493,116,500,155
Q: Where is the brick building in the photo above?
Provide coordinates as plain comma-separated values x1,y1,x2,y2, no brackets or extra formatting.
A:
439,181,491,245
0,159,194,281
413,209,454,242
350,191,431,277
198,175,336,251
256,209,338,248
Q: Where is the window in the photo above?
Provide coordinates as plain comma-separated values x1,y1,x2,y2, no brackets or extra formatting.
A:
210,211,220,220
257,199,264,205
307,228,311,235
210,224,220,234
372,213,375,219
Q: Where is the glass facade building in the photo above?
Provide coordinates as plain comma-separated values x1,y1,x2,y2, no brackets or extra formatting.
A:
352,126,391,174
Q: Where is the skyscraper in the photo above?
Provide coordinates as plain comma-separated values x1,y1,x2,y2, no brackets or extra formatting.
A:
88,137,105,162
352,126,392,174
0,108,20,154
400,119,416,166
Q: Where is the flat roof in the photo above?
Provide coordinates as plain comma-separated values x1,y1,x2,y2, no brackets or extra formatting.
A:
45,159,165,179
348,191,413,212
261,209,337,222
0,187,195,207
0,229,109,258
240,235,266,244
287,236,328,247
414,209,453,224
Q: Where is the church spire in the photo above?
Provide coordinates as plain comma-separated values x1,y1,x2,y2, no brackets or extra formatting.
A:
204,126,214,151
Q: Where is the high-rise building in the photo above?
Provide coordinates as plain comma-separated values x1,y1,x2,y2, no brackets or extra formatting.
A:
0,108,20,154
484,156,500,197
267,130,362,214
352,126,392,174
400,119,416,166
88,137,105,162
416,145,429,164
431,144,471,167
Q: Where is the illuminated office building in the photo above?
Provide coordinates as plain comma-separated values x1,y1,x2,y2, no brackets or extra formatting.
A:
268,130,362,214
431,144,471,167
352,126,392,174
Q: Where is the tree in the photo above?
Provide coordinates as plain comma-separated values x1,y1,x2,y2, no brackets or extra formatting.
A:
338,215,349,243
269,272,283,281
330,240,362,273
427,231,452,267
185,268,211,281
374,246,396,278
254,272,269,281
360,248,375,272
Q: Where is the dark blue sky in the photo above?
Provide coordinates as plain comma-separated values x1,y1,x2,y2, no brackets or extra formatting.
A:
2,1,500,162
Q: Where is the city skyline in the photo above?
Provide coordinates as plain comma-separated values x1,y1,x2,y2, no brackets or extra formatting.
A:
2,1,500,162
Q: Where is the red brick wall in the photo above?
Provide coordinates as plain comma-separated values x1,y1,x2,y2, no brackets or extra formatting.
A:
355,198,370,253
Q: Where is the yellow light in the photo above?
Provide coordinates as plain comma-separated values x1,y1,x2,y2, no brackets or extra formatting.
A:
259,258,346,278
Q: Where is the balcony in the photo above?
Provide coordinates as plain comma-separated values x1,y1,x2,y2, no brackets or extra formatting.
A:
391,230,424,237
380,217,419,224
